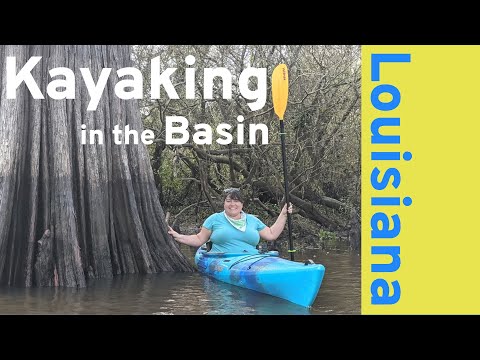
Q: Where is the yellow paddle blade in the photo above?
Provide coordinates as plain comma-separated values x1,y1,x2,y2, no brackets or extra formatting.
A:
272,64,289,120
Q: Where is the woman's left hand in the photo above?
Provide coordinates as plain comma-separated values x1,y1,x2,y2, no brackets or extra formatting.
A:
281,202,293,216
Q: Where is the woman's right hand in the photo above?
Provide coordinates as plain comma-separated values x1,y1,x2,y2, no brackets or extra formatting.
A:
168,226,212,247
168,226,180,240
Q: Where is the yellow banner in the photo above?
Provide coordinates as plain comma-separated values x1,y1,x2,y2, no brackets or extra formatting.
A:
362,46,480,314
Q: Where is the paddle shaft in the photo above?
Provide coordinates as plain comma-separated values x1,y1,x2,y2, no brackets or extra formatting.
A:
279,120,294,261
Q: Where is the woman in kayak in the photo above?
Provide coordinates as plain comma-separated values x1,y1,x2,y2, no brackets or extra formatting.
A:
168,188,293,254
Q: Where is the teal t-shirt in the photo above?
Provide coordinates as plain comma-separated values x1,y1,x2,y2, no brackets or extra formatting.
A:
202,212,267,253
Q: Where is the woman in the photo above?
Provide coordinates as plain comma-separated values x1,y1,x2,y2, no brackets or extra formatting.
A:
168,188,293,254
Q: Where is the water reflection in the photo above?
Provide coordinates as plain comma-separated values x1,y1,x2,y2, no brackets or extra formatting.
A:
0,250,360,315
199,276,311,315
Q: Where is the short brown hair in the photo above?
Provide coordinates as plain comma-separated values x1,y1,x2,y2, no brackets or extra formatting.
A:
223,188,243,203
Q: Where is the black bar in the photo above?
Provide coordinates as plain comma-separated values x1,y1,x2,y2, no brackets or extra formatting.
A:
279,120,294,261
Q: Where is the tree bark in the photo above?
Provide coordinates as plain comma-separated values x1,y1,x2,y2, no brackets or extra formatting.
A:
0,45,194,288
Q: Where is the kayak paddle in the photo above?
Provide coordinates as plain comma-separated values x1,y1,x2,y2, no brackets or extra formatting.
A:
272,64,295,261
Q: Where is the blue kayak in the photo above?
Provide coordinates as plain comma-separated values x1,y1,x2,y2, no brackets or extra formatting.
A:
194,248,325,308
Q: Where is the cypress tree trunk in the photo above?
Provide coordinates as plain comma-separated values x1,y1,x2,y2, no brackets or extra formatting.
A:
0,45,194,288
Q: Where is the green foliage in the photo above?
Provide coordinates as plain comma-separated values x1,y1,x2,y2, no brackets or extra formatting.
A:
158,151,183,193
318,229,338,250
318,228,337,243
133,45,361,238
